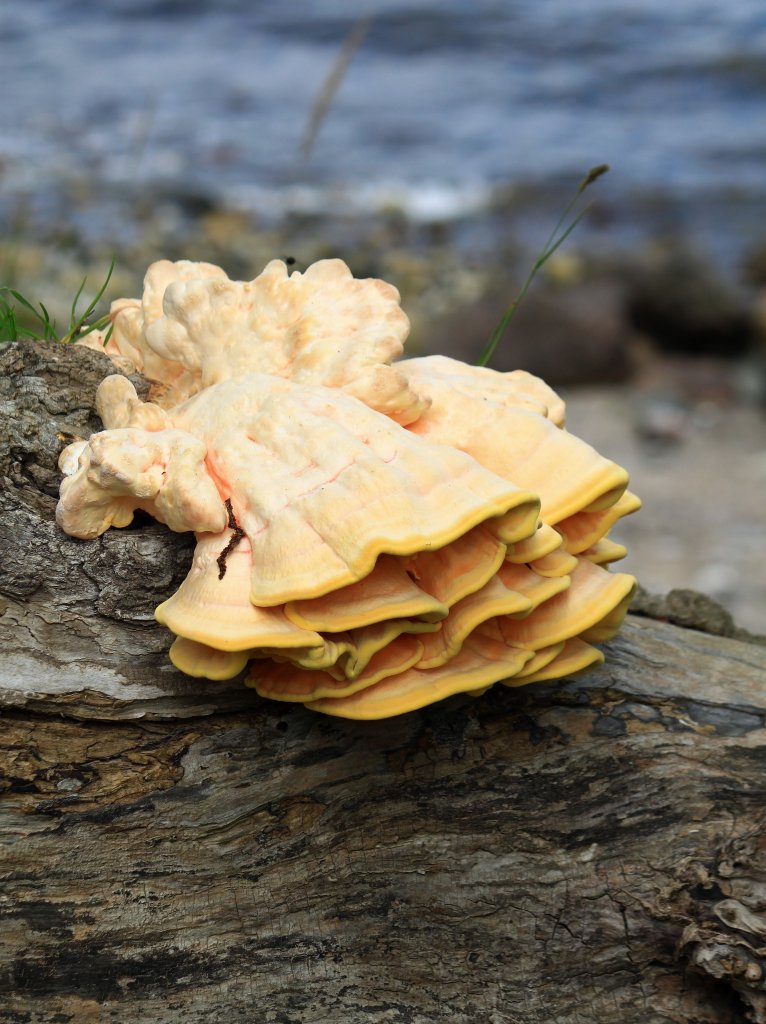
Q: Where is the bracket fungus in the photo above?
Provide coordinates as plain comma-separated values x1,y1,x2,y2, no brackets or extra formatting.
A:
59,257,639,719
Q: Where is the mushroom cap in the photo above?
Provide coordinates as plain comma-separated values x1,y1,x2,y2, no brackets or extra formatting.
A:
96,375,172,432
56,427,227,539
102,299,145,369
98,262,228,400
343,618,439,679
169,637,249,680
416,571,537,670
503,638,604,686
503,370,567,428
154,531,324,652
500,642,566,684
259,637,355,673
285,554,448,632
248,633,425,703
505,523,564,563
496,561,573,611
527,548,579,578
77,258,429,419
402,358,629,524
260,618,439,680
580,585,637,644
404,524,507,607
556,491,641,553
401,356,566,426
580,538,629,566
485,505,551,545
131,258,427,421
415,561,572,671
58,439,88,478
305,632,534,720
172,374,541,605
489,558,636,651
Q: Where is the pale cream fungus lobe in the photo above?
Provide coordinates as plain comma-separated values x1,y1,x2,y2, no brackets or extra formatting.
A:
62,257,640,719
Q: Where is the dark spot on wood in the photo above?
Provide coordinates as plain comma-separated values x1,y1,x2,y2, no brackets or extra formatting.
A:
39,797,157,827
511,713,562,745
291,745,348,768
10,943,222,1001
3,900,75,938
682,701,764,736
117,508,158,531
689,881,727,901
592,714,627,737
4,776,41,794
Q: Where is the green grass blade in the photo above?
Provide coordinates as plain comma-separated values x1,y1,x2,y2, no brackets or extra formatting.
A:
0,300,19,342
1,255,116,346
0,297,45,341
37,301,57,340
80,255,116,322
477,164,609,368
68,275,88,332
59,255,116,344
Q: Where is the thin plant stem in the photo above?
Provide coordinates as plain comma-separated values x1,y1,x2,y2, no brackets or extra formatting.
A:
477,164,609,368
299,17,371,161
59,255,116,345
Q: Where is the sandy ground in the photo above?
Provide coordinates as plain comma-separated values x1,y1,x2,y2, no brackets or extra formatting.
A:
564,384,766,633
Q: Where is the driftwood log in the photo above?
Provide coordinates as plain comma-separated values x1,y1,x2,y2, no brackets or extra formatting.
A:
1,341,765,1024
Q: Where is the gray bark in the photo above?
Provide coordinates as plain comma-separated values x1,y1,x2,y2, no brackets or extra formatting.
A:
1,341,765,1024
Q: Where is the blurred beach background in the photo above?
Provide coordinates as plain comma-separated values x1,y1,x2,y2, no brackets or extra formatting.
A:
2,0,765,630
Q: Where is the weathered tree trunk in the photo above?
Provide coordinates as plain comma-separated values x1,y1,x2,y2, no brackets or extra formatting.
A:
1,341,765,1024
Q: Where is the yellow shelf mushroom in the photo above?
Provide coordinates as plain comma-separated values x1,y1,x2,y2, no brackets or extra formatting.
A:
62,257,640,719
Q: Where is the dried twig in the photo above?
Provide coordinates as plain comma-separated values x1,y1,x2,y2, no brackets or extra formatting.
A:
298,17,371,161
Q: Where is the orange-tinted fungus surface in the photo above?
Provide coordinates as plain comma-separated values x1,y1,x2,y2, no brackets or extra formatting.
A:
61,257,640,718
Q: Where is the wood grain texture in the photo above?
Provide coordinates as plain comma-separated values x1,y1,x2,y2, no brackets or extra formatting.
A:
0,341,247,720
1,341,765,1024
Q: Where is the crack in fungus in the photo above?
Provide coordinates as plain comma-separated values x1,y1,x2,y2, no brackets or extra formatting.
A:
216,499,245,581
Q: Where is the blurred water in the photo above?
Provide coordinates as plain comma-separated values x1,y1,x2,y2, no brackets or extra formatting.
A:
2,0,766,261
